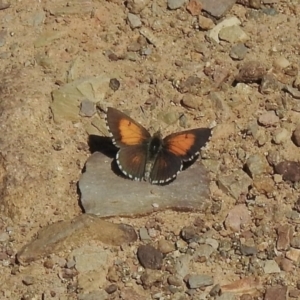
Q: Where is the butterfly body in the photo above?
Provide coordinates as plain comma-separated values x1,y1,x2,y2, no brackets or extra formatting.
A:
106,107,211,185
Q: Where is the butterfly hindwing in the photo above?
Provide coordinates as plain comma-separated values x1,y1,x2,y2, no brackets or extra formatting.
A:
106,107,151,148
116,145,148,181
150,149,182,184
163,128,212,162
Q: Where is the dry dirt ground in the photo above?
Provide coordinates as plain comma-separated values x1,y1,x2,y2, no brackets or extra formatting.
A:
1,0,300,299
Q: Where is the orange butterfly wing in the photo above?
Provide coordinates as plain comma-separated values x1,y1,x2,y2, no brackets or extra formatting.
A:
163,128,212,161
106,107,151,148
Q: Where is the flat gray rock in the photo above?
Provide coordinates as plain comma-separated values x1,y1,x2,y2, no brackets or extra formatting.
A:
79,151,211,217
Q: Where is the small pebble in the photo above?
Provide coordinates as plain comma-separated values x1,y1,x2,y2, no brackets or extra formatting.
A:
188,274,214,289
273,56,290,69
292,124,300,147
127,13,142,29
22,276,34,286
198,15,214,30
236,60,266,83
137,245,163,270
105,284,118,294
258,111,279,127
109,78,120,91
157,239,175,254
79,99,96,117
272,128,290,144
230,43,248,60
275,161,300,182
167,0,186,10
139,227,151,241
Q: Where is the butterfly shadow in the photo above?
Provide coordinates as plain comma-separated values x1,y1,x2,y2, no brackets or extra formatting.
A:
87,134,127,179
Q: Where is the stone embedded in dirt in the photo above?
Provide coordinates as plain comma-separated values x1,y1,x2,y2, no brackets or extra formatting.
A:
294,197,300,213
157,111,179,125
127,13,142,29
208,16,241,43
139,27,161,47
22,276,35,286
140,269,164,288
275,161,300,182
230,43,248,60
48,2,93,17
71,245,108,273
283,85,300,99
289,289,300,299
34,30,67,48
193,244,215,259
235,60,266,83
167,0,185,9
219,25,249,44
260,73,282,94
0,1,10,10
273,56,290,70
266,150,281,166
139,227,151,241
180,226,199,242
201,0,236,18
17,214,137,265
178,75,202,94
79,152,211,217
187,274,214,289
292,124,300,147
167,275,183,287
263,260,280,274
109,78,120,91
286,248,300,262
237,0,261,9
224,204,251,232
0,232,9,242
202,159,221,174
0,30,7,47
253,177,274,195
291,236,300,249
175,254,191,279
198,15,214,30
264,286,287,300
181,94,200,109
72,246,109,292
186,0,202,16
278,257,294,272
51,75,110,122
277,224,293,251
157,239,176,254
137,245,163,270
105,284,118,294
80,99,96,117
209,284,221,297
217,169,252,200
120,288,145,300
221,277,261,294
245,154,270,178
78,290,108,300
272,128,290,145
258,111,280,127
240,244,257,256
210,92,234,121
126,0,151,13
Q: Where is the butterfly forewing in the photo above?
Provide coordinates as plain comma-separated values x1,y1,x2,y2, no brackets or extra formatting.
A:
117,145,148,181
106,107,151,148
163,128,212,161
150,149,182,184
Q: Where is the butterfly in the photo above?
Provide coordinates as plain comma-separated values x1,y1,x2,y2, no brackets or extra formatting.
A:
105,107,212,185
